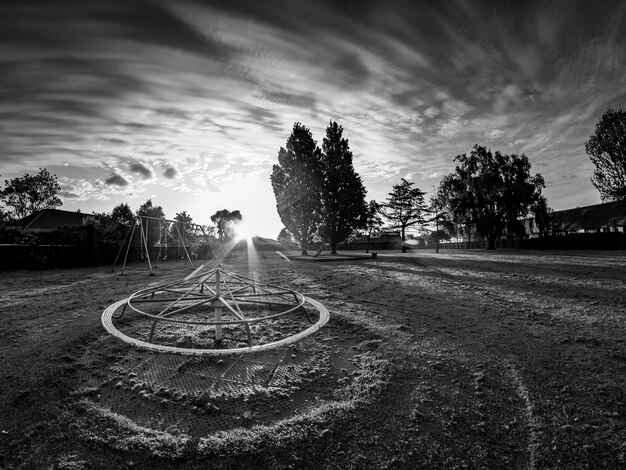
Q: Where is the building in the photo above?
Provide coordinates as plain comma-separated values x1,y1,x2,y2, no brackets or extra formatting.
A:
2,209,97,269
9,209,91,232
547,201,626,236
339,230,403,251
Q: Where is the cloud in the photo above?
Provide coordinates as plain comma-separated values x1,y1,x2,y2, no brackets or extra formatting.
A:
261,90,317,110
424,106,440,118
58,190,80,199
438,117,466,138
485,129,504,139
359,160,402,181
129,161,153,179
163,166,177,179
105,174,129,186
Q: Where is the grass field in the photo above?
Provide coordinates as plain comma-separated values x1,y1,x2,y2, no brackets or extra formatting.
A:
1,249,624,469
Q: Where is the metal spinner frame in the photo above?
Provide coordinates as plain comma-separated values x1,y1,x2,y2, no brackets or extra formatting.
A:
102,264,329,355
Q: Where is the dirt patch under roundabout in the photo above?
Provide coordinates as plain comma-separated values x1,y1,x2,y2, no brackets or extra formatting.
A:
72,317,387,438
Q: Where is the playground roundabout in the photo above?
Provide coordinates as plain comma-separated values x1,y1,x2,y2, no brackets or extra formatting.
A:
68,261,393,460
101,265,331,355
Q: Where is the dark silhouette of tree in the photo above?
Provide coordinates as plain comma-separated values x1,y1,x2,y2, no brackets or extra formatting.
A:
271,123,323,255
437,174,475,245
83,211,128,258
381,178,427,253
532,196,552,236
210,209,242,239
585,107,626,202
277,227,296,246
0,168,61,219
111,203,135,227
172,211,195,247
428,191,452,253
137,199,165,219
75,204,134,262
364,200,384,253
137,199,165,248
440,145,548,249
0,207,12,226
174,211,193,225
318,121,367,254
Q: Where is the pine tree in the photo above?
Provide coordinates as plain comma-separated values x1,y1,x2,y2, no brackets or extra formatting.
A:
319,121,367,254
271,123,323,255
381,179,427,253
365,200,384,253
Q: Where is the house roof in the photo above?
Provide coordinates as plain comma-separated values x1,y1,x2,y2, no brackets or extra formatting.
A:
550,201,626,231
11,209,90,231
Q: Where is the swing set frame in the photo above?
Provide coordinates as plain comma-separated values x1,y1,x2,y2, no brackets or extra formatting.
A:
111,215,211,275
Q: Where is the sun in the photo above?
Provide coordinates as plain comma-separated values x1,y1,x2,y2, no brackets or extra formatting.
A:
233,219,256,241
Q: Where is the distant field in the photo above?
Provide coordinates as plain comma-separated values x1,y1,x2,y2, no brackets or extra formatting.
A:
1,250,625,469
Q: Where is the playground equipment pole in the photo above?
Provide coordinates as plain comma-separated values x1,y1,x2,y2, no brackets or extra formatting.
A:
215,270,223,341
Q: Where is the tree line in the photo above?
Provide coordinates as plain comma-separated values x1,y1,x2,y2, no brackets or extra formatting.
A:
87,203,246,259
0,170,245,261
271,122,549,252
272,107,625,252
0,168,243,239
271,124,549,253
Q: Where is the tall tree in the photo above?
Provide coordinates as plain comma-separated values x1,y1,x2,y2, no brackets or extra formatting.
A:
428,191,451,253
173,210,193,237
137,199,165,248
137,199,165,219
271,123,323,255
110,203,135,227
83,211,128,256
174,211,193,225
585,107,626,203
381,178,427,253
532,196,552,236
0,168,62,219
318,121,368,254
440,145,548,249
501,152,547,240
437,174,475,244
364,200,384,253
210,209,242,239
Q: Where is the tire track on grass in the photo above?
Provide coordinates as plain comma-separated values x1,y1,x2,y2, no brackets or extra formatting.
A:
506,361,540,470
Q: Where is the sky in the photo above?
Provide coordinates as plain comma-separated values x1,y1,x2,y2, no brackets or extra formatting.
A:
1,0,625,237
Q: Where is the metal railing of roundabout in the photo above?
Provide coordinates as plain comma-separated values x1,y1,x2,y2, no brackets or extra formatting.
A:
102,250,330,356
